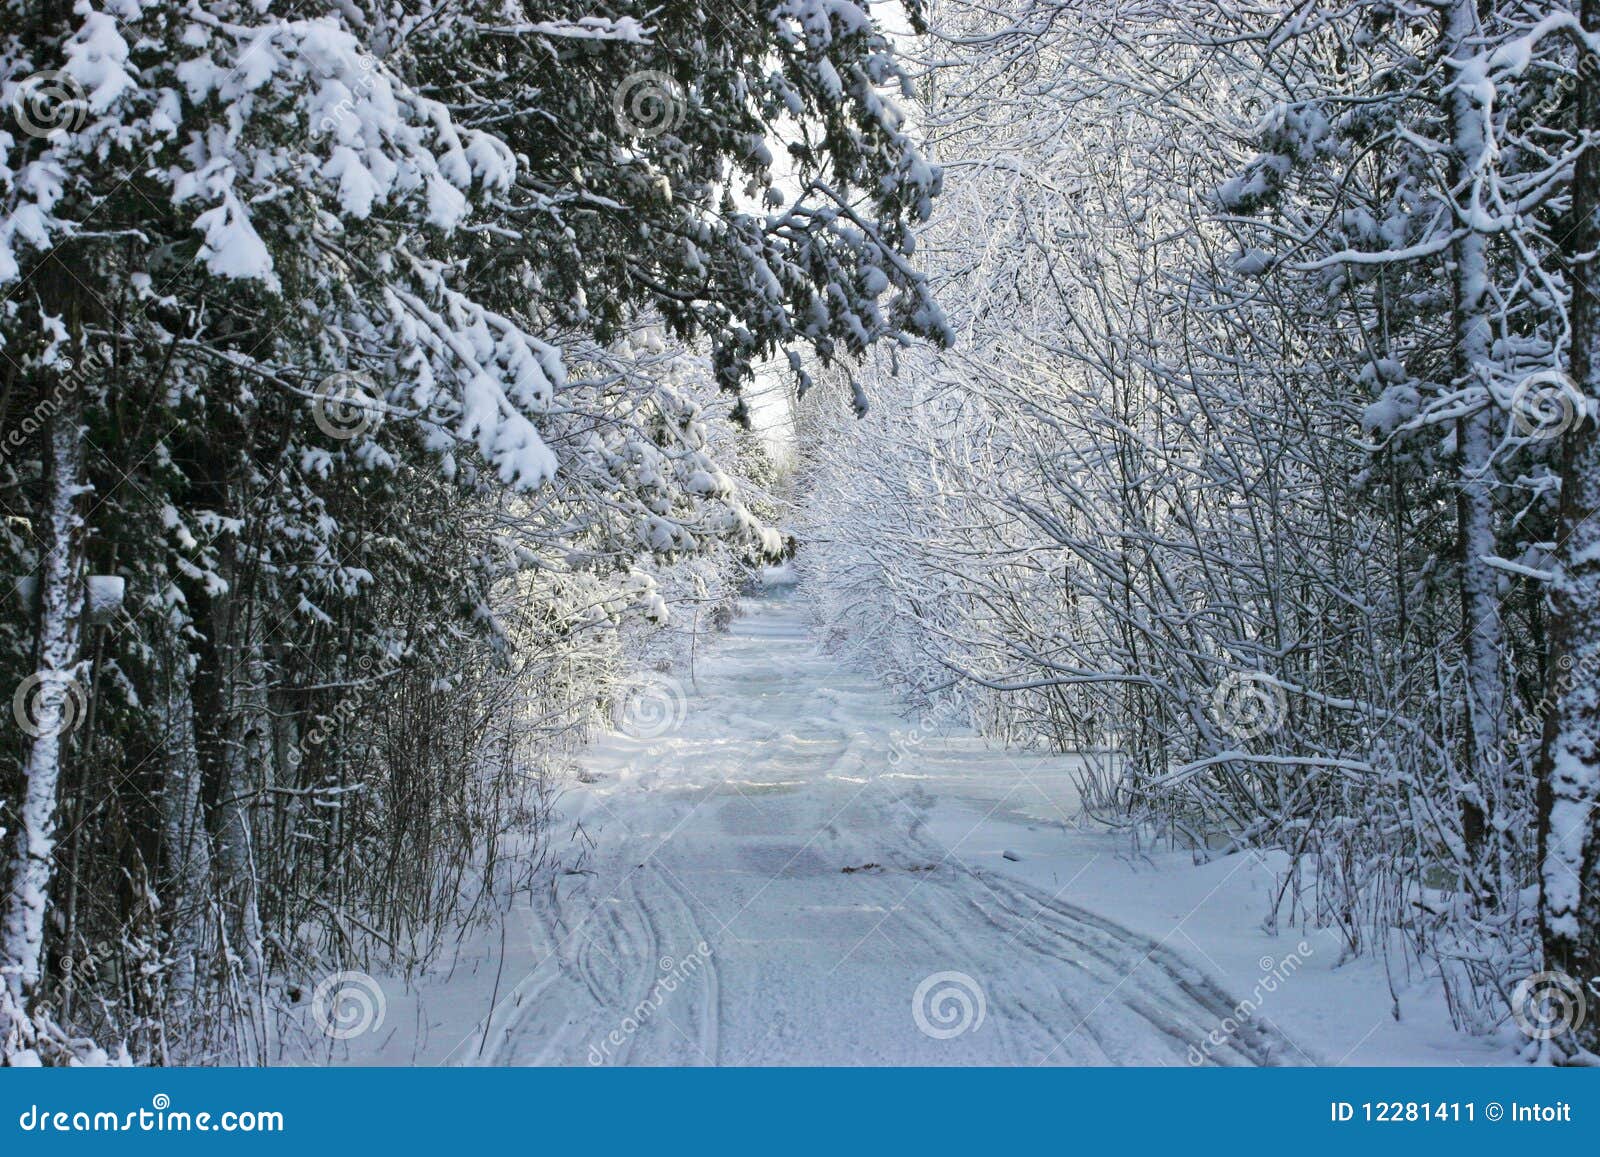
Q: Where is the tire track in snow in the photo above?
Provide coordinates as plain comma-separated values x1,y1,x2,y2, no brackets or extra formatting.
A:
471,582,1309,1066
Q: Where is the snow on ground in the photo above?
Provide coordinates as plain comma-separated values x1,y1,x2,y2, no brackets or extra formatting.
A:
319,578,1504,1066
918,786,1507,1066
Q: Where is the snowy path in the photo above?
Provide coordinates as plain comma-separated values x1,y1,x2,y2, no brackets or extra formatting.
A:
464,580,1299,1066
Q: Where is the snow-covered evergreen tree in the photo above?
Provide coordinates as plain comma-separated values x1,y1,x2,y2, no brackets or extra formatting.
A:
0,0,942,1063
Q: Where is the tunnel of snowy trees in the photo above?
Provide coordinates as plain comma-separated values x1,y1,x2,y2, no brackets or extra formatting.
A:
1,0,1598,1066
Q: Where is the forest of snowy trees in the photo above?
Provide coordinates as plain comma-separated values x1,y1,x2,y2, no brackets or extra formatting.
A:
1,0,1598,1068
799,0,1600,1061
0,0,944,1063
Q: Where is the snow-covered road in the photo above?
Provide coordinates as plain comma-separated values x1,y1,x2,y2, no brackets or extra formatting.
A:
461,578,1298,1066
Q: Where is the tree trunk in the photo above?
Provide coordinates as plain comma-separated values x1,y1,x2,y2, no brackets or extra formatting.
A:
157,643,212,1006
1446,0,1509,904
0,405,86,1062
1535,0,1600,1061
208,557,271,1062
